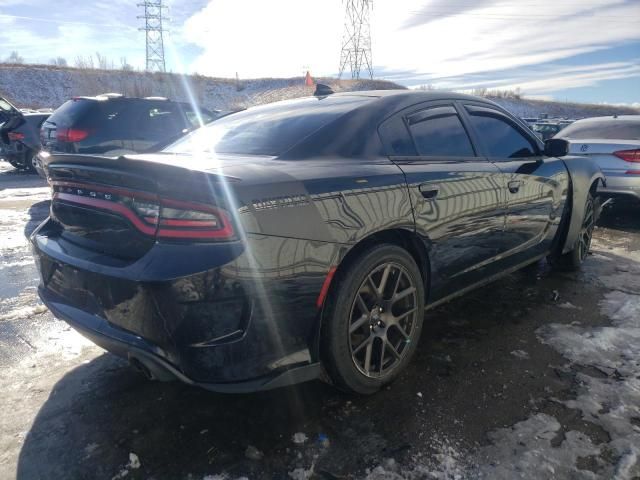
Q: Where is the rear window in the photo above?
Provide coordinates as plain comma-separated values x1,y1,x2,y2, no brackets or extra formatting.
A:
47,99,95,126
558,118,640,140
164,96,371,156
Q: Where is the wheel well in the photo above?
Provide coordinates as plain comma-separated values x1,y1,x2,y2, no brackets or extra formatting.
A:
332,229,430,296
314,228,431,369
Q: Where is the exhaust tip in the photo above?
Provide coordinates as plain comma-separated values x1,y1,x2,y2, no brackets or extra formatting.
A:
128,354,177,382
129,357,154,380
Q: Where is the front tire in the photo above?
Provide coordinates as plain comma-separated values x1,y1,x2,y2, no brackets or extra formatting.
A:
553,193,597,271
321,244,425,395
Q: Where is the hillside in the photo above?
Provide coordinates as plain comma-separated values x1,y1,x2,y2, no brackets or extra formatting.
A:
0,64,401,111
0,64,637,118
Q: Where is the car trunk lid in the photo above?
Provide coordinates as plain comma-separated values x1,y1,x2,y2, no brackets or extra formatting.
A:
567,139,640,172
44,153,239,261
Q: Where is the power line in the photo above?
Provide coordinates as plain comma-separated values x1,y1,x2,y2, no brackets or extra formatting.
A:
339,0,374,80
137,1,167,73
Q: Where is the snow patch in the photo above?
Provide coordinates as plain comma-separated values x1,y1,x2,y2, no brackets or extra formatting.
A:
0,304,47,322
477,414,600,479
510,349,530,360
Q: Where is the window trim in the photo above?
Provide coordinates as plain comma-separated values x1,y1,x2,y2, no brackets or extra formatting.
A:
460,102,543,160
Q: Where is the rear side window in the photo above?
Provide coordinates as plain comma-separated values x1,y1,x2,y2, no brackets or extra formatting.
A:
166,96,370,156
183,107,216,127
558,119,640,141
466,109,538,158
407,106,474,157
137,103,186,141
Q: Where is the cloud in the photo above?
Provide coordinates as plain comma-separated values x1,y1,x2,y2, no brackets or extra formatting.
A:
427,61,640,95
180,0,640,93
402,0,495,28
0,1,144,66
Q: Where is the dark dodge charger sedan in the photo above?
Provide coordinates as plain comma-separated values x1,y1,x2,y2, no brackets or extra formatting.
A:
32,90,603,394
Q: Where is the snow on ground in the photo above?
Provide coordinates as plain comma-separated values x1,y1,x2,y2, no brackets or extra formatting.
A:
364,238,640,479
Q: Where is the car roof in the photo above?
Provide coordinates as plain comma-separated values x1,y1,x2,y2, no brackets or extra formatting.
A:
571,115,640,123
72,94,176,103
274,89,506,120
332,89,495,105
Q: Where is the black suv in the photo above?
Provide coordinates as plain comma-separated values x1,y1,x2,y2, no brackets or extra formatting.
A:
40,94,220,156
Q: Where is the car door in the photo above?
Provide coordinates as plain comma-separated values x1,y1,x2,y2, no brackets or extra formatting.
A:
461,103,569,260
379,101,507,301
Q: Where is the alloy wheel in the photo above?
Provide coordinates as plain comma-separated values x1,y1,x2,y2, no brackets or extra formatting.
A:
348,262,418,378
578,197,595,261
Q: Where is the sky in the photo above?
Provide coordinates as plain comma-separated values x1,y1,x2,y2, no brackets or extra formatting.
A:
0,0,638,105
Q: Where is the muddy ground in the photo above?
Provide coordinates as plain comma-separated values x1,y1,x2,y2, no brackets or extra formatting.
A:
0,162,638,480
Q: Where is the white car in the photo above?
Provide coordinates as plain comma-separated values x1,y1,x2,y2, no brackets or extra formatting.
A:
556,115,640,201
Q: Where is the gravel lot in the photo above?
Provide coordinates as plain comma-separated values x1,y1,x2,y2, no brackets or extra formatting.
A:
0,161,638,480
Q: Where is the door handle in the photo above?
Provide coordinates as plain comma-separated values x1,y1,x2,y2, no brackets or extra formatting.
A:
508,180,522,194
419,183,439,199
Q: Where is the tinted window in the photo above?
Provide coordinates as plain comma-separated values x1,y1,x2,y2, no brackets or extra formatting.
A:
184,107,216,127
407,106,474,157
47,99,94,127
467,110,537,158
138,103,186,141
558,118,640,141
165,96,371,156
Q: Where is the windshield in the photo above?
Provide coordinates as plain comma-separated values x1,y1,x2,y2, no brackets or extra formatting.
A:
164,96,371,156
558,118,640,140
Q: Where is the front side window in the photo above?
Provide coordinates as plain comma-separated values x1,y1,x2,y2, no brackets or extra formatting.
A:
407,106,475,157
467,108,538,158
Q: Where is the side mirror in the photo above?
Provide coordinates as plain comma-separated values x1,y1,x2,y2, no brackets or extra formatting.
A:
544,138,569,158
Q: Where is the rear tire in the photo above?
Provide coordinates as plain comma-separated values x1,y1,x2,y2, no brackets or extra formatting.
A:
26,150,38,173
8,159,23,170
552,193,597,271
321,244,425,395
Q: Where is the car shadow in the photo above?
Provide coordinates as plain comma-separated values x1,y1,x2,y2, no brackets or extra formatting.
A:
23,200,50,239
597,197,640,233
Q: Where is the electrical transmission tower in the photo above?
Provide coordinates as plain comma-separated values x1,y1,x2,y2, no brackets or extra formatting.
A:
338,0,373,79
137,1,167,72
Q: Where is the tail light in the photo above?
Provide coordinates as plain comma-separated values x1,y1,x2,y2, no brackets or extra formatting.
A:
8,131,25,141
613,149,640,163
150,198,234,240
56,128,90,143
52,182,235,241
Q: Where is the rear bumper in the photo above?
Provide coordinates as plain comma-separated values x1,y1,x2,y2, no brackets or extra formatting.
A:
599,173,640,200
31,218,337,391
40,286,322,392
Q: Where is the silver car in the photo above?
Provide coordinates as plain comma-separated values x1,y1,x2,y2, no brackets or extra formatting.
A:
557,115,640,200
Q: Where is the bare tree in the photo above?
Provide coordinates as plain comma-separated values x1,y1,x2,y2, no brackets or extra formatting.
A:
120,57,134,72
49,57,68,67
74,55,94,69
5,51,24,64
95,52,109,70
